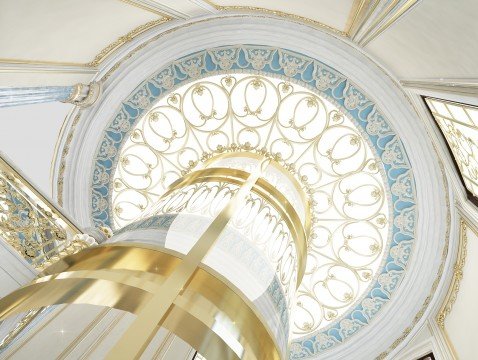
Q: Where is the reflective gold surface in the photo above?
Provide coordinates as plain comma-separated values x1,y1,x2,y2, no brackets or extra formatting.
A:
107,161,267,359
0,243,282,360
159,166,307,284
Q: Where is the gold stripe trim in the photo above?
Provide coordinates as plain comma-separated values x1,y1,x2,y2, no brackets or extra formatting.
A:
0,58,89,67
436,218,468,328
117,0,171,17
345,0,374,37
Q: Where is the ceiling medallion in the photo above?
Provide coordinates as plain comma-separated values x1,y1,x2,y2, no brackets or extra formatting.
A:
91,45,416,357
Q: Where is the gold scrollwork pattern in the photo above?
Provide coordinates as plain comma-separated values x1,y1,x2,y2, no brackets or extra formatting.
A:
0,156,84,269
112,74,389,335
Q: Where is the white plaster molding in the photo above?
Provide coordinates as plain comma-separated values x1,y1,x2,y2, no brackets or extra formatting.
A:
394,337,433,360
401,79,478,107
428,320,457,360
54,15,452,359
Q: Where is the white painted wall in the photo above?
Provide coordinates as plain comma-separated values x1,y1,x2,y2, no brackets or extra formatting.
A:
0,102,72,197
0,0,159,64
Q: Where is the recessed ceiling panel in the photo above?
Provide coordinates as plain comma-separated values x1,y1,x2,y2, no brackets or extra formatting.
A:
0,0,162,64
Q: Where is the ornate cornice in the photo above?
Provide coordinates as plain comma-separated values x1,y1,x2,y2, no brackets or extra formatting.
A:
436,219,468,329
86,18,170,67
201,1,347,36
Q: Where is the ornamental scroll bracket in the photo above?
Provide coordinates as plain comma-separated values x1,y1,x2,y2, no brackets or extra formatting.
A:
61,82,101,108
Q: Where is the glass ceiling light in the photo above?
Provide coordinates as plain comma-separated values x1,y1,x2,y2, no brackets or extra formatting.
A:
112,73,389,337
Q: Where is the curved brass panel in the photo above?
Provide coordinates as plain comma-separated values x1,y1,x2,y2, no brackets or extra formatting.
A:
0,245,283,360
202,151,308,207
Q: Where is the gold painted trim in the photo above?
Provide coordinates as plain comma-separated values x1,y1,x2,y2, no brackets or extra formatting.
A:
86,18,170,67
436,219,468,329
0,309,43,351
202,1,346,36
56,307,110,360
345,0,375,37
0,305,69,359
0,58,89,67
151,331,174,359
79,311,126,360
0,154,81,234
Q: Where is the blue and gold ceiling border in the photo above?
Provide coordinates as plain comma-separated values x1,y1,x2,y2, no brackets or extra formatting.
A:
90,45,416,357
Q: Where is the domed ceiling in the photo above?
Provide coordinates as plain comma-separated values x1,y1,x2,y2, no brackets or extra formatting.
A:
56,15,449,360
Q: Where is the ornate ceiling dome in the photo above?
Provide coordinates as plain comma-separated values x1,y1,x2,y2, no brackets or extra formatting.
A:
55,15,451,359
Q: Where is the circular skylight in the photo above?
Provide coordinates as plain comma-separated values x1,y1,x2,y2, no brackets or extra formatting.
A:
111,73,389,337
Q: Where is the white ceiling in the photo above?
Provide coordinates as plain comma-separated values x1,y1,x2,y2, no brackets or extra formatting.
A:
365,0,478,79
0,0,160,64
0,102,72,197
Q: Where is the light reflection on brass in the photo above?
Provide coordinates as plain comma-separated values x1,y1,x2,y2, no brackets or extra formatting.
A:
0,244,282,360
158,166,307,284
106,161,267,359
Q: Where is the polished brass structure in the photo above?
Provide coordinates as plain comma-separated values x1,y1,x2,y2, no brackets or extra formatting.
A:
0,160,288,359
0,244,282,360
159,166,308,284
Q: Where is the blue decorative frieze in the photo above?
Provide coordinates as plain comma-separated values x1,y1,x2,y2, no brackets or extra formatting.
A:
90,45,417,357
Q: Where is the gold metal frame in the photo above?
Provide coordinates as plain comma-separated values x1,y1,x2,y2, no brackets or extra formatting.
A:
202,151,309,208
0,244,283,360
160,166,308,284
